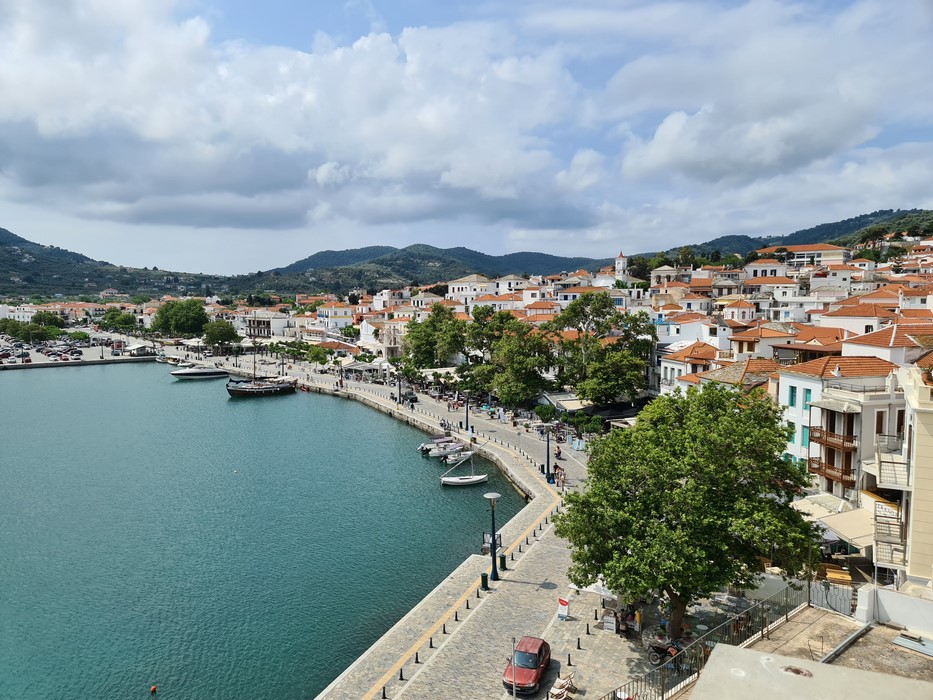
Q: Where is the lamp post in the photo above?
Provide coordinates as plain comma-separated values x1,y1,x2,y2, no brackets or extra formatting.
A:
545,428,551,482
465,391,471,435
484,492,500,581
396,372,402,405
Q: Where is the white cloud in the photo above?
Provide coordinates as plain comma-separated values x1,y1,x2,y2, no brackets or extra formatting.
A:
0,0,931,273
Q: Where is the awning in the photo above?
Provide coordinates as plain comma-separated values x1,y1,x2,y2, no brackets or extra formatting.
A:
419,367,457,377
818,508,874,550
809,398,861,414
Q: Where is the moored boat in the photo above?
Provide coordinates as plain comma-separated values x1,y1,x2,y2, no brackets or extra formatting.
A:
440,454,487,486
170,366,230,380
226,376,297,397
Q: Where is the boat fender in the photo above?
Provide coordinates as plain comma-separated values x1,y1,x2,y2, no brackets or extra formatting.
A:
151,685,157,694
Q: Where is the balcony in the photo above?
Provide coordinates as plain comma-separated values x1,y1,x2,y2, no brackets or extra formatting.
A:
874,541,907,568
809,426,858,451
807,457,856,488
876,434,911,488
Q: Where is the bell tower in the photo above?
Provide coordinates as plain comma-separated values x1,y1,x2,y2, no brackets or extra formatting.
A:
615,251,627,279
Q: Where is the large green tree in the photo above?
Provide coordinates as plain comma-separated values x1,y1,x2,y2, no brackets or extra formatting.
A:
202,320,239,347
402,303,466,368
31,311,66,328
488,326,553,406
555,384,818,641
151,299,210,336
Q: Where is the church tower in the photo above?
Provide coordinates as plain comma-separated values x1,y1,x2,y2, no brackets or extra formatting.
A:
614,251,627,279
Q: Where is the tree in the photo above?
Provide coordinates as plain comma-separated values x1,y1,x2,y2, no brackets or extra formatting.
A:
151,299,209,336
342,325,361,339
488,326,553,406
99,307,138,331
31,311,66,328
555,384,818,641
576,350,647,405
402,304,466,368
202,320,239,347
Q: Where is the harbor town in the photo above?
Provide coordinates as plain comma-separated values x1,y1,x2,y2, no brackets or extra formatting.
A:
4,239,933,698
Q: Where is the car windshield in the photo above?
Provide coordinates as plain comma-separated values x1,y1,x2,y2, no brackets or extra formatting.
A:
513,651,538,669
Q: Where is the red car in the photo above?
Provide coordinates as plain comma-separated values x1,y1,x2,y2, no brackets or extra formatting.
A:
502,636,551,694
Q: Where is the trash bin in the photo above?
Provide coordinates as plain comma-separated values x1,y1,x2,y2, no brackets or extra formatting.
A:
499,553,507,571
481,572,489,591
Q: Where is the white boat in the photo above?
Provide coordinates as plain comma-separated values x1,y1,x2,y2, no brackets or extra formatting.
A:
428,442,465,458
170,366,230,380
440,454,487,486
418,435,455,452
443,450,474,463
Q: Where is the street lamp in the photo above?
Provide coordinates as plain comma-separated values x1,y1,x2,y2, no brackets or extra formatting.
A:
464,390,471,435
545,427,551,482
484,492,501,581
396,372,402,405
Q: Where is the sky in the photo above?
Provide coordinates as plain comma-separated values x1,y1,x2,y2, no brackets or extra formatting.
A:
1,0,932,275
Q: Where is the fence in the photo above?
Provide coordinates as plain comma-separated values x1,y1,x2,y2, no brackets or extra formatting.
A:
598,580,853,700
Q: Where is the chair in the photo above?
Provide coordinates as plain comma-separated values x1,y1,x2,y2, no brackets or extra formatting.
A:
552,671,576,692
548,687,570,700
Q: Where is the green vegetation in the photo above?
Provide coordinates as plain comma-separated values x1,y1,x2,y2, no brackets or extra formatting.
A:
403,304,467,368
202,320,239,347
554,384,818,641
30,311,66,328
151,299,209,336
98,307,139,332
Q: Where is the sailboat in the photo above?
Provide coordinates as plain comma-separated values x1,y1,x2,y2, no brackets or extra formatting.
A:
440,453,488,486
226,342,296,397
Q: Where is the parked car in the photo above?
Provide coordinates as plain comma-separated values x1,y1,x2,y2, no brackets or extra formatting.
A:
401,391,418,403
502,636,551,695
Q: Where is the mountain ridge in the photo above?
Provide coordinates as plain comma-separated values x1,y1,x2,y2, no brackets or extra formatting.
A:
2,208,931,297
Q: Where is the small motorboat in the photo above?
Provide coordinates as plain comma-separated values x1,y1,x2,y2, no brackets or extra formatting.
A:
443,450,474,463
428,442,465,458
170,366,229,380
440,453,487,486
418,435,455,452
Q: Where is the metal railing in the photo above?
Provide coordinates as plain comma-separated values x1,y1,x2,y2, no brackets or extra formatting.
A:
876,434,904,454
823,380,889,393
598,581,852,700
875,541,907,567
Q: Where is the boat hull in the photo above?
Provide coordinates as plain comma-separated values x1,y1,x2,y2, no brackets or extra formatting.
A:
440,474,488,486
226,380,296,397
171,368,229,380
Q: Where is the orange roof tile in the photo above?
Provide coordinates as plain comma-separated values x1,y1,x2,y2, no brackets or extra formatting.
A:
781,356,896,379
822,304,898,319
845,324,933,349
664,341,719,362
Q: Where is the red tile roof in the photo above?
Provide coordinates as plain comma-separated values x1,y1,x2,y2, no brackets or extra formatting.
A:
780,356,896,379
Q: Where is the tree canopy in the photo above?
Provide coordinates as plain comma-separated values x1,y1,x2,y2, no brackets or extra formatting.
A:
151,299,209,336
402,303,466,368
555,384,818,640
202,320,239,347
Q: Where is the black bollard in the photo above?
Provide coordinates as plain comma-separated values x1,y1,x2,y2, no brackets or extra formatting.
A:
545,516,549,524
577,637,582,650
455,611,459,622
476,588,481,599
567,653,573,666
382,687,387,699
443,623,447,634
399,668,405,682
526,536,529,545
586,623,590,635
519,544,523,553
595,609,599,621
466,599,470,610
429,637,434,648
415,652,420,664
511,552,515,561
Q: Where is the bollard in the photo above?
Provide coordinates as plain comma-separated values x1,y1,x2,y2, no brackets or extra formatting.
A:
476,588,481,599
526,536,529,545
545,516,549,524
443,623,447,634
415,652,420,664
455,611,459,622
511,552,515,561
577,637,582,650
382,687,387,699
587,623,590,635
429,637,434,649
399,668,405,682
499,553,507,571
466,599,470,610
595,609,599,621
567,653,573,666
481,572,489,591
519,544,523,553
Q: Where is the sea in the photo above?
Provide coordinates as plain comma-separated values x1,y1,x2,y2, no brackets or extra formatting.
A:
0,363,524,698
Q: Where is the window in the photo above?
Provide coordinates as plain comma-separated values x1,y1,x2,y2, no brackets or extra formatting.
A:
788,386,797,407
804,388,812,409
788,423,796,444
802,425,810,445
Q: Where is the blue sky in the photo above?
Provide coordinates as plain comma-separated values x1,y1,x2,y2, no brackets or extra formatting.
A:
0,1,931,275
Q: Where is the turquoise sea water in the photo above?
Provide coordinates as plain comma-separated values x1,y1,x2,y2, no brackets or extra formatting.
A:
0,363,523,698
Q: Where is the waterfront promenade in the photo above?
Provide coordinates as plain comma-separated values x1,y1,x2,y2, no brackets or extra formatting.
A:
192,350,653,699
